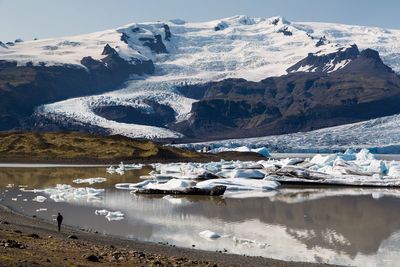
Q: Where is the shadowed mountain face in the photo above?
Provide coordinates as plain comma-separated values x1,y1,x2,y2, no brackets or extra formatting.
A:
174,47,400,141
0,45,154,131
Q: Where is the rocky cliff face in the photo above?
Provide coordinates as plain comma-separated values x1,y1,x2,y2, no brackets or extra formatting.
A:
0,45,154,130
173,47,400,141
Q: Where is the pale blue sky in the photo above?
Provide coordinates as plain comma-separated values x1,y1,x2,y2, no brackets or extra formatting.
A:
1,0,399,41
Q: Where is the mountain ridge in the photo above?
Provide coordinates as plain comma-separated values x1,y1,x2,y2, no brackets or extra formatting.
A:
1,15,400,141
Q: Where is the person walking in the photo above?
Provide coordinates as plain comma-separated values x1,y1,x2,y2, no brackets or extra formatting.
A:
57,212,63,232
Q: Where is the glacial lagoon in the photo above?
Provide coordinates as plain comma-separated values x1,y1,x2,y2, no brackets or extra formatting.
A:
1,163,400,266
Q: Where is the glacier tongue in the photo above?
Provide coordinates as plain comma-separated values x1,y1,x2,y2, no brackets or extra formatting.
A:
179,114,400,154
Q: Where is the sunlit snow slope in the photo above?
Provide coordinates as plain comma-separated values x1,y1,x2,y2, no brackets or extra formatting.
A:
2,15,400,139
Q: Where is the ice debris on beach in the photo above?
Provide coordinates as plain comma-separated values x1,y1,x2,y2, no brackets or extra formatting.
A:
95,209,124,221
73,177,107,185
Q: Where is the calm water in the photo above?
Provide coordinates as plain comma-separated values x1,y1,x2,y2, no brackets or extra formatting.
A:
1,166,400,266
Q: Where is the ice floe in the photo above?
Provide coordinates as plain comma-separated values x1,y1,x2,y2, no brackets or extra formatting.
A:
109,162,143,175
32,196,47,202
43,184,104,202
95,209,125,221
116,149,400,198
73,177,107,185
199,230,221,240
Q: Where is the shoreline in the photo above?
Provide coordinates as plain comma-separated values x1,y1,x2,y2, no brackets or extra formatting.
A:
0,204,334,267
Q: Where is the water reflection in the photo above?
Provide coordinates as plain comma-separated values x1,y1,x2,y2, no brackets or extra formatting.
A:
1,167,400,266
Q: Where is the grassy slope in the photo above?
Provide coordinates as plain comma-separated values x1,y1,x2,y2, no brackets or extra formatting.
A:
0,131,263,164
0,131,207,164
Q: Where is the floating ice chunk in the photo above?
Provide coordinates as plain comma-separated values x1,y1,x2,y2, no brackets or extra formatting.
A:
388,165,400,178
196,178,279,191
73,177,107,185
372,174,383,179
199,230,221,240
115,180,156,190
20,188,44,193
95,209,109,216
356,148,375,161
232,236,268,249
280,158,304,166
106,166,116,174
344,148,356,155
124,163,143,170
143,179,193,191
43,184,104,203
105,211,124,221
95,209,125,221
310,154,337,166
32,196,47,202
367,160,388,175
251,147,270,157
216,169,265,179
36,208,47,212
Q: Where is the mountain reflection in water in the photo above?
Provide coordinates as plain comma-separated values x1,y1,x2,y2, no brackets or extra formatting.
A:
1,167,400,266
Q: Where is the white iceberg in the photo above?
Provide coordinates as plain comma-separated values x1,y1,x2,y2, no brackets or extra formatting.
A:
199,230,221,240
32,196,47,202
216,169,265,179
105,211,125,221
73,177,107,185
95,209,125,221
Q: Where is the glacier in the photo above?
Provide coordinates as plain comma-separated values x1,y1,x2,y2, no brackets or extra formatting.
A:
179,113,400,154
2,15,400,139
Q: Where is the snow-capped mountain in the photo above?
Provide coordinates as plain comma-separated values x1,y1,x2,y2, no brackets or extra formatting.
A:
1,15,400,141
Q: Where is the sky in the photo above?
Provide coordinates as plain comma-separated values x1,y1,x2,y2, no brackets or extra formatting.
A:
1,0,399,41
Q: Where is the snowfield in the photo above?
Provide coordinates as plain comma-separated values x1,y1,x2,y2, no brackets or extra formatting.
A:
2,15,400,139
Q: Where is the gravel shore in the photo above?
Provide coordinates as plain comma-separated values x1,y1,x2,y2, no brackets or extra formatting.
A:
0,204,337,267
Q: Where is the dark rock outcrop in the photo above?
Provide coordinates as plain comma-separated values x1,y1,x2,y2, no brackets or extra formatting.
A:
287,45,360,73
133,185,227,196
92,100,176,127
315,36,328,47
174,47,400,141
139,35,168,54
277,26,292,36
214,22,228,31
0,45,154,130
163,24,172,41
0,41,7,49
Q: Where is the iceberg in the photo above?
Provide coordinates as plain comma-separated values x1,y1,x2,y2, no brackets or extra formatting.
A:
73,177,107,185
199,230,221,240
32,196,47,203
42,184,104,203
216,169,265,179
95,209,125,221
